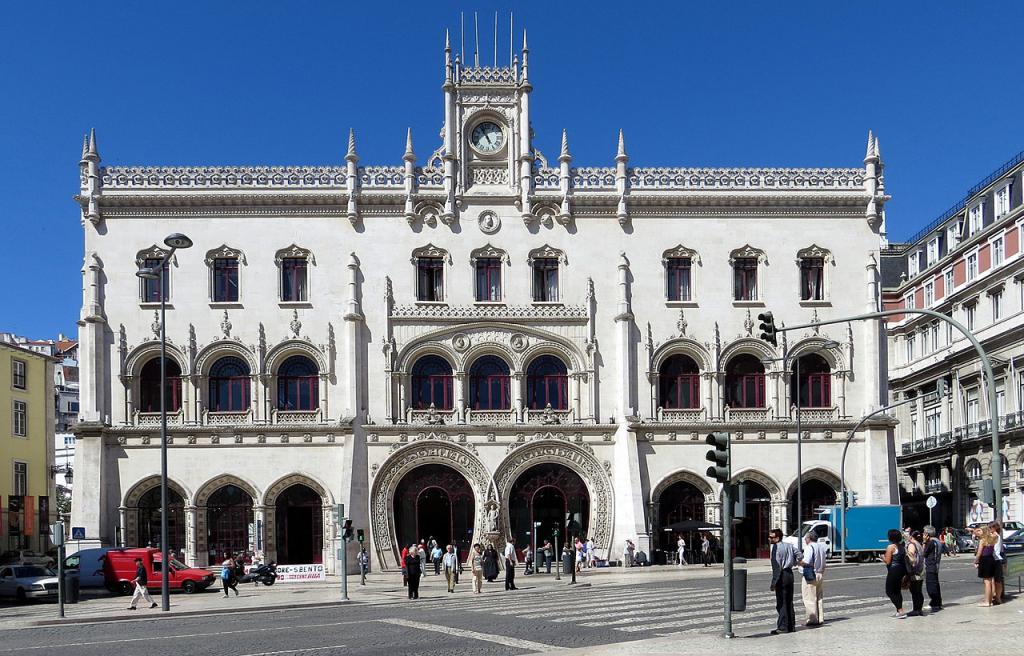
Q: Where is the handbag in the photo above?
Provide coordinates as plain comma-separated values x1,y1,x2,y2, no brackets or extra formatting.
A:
802,546,816,582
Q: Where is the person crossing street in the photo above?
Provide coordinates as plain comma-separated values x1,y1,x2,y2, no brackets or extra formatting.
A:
442,544,458,593
127,558,157,611
503,536,518,590
798,532,827,626
923,525,943,610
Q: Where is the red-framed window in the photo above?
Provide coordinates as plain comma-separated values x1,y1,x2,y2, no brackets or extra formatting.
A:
417,257,445,302
277,355,319,410
411,355,454,410
475,258,502,302
658,355,700,409
792,354,831,408
532,258,560,302
213,258,240,303
281,258,308,302
725,354,765,408
800,258,824,301
666,258,692,302
141,258,169,303
526,355,568,410
469,355,511,410
138,357,182,413
733,257,758,301
208,356,250,412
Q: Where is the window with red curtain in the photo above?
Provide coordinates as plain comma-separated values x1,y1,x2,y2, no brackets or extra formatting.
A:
733,257,758,301
208,356,250,412
138,357,182,412
213,258,240,302
281,258,308,302
658,354,700,409
277,355,319,410
725,354,765,408
526,355,568,410
666,258,692,302
411,355,454,410
469,355,510,410
475,258,502,302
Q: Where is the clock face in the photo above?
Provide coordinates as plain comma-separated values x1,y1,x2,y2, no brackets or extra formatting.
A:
471,122,504,154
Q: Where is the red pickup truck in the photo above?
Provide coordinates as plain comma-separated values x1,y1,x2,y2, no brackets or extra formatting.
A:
103,547,216,594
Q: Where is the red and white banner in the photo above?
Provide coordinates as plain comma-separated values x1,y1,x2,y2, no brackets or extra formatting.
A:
245,563,326,583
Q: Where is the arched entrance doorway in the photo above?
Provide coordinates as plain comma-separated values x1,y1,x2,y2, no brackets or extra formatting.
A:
207,484,254,563
657,481,706,562
275,484,323,564
509,463,590,557
789,479,838,529
137,487,185,551
393,464,474,558
736,481,772,559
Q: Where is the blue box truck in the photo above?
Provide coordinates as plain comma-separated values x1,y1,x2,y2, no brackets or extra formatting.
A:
785,504,901,562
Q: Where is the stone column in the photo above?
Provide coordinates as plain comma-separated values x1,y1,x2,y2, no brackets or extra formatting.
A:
398,373,408,422
118,506,128,548
254,505,269,563
513,372,524,423
572,374,582,423
770,371,782,419
69,423,108,549
703,373,714,419
915,388,926,444
454,371,466,424
184,505,197,566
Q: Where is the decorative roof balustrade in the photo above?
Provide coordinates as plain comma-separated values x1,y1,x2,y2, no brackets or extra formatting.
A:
533,167,560,189
359,166,405,188
628,167,864,191
459,66,517,86
102,166,348,189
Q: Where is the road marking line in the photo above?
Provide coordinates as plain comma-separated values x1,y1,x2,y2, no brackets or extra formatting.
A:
578,596,853,627
620,598,880,633
376,617,568,652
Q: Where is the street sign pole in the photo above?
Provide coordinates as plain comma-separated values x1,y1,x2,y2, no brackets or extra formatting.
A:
341,529,349,602
926,495,937,528
554,529,561,581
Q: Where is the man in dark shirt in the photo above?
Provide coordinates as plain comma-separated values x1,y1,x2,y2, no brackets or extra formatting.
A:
128,558,157,610
769,528,798,634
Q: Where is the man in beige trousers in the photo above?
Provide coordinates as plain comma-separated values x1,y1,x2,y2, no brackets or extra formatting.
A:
798,532,827,626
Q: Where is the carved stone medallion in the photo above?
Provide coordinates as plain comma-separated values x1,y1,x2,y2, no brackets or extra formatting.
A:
478,210,501,235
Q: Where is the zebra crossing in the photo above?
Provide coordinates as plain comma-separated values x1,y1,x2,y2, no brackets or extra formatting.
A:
430,577,888,636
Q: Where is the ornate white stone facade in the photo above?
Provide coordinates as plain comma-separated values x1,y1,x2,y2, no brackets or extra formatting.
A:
72,32,895,571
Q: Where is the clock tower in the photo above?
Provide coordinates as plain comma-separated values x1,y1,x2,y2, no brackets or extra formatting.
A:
441,29,534,221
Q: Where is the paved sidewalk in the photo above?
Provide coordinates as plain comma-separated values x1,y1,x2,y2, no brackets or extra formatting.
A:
1,562,771,629
541,594,1022,656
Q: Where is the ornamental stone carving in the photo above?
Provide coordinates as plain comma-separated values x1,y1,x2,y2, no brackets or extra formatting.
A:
452,334,471,352
527,244,567,266
493,441,614,553
477,211,501,235
470,167,509,186
729,244,767,265
509,333,528,352
274,244,314,266
662,244,701,266
370,441,491,569
204,244,245,267
469,243,509,265
410,243,452,265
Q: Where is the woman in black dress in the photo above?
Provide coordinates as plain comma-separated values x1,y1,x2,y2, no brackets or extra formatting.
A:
881,529,907,619
483,544,499,582
975,527,998,606
405,545,423,599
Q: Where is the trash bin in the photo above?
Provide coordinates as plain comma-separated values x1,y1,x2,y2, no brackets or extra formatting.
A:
731,565,747,612
64,571,80,604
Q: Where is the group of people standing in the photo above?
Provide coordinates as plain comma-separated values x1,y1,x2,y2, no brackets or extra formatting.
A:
400,540,461,599
768,528,828,635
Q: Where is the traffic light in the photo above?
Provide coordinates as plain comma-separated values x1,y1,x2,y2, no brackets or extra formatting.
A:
705,432,730,484
982,479,995,506
843,490,859,508
757,312,778,346
356,528,365,543
342,519,354,542
733,482,747,519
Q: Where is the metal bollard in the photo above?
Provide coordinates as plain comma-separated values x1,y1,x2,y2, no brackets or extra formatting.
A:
731,557,747,612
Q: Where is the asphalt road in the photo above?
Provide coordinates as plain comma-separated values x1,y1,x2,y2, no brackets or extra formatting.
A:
0,560,986,656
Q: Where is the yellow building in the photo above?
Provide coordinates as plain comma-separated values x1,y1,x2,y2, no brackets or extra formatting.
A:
1,341,56,552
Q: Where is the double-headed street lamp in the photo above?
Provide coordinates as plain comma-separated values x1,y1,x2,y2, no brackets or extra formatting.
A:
136,232,192,612
761,340,840,533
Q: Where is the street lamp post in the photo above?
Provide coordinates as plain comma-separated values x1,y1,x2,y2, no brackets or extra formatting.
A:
762,340,840,534
136,233,192,612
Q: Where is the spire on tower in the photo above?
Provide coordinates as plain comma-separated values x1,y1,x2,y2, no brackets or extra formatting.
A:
521,28,529,81
346,128,359,162
865,130,876,159
83,127,100,161
559,129,572,162
404,128,416,162
81,134,89,160
616,129,628,161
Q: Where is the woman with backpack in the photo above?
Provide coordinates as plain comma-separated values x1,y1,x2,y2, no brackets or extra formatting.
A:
221,555,239,598
904,530,926,616
882,529,908,619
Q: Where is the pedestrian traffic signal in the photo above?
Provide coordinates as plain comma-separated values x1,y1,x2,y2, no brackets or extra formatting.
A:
733,482,747,519
342,519,354,542
757,311,778,347
705,432,730,484
356,529,365,543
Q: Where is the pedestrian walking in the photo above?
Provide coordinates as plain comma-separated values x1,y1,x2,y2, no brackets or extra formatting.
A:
922,525,943,610
575,540,584,572
427,536,438,554
768,528,797,634
470,544,485,594
503,537,518,590
405,545,422,599
483,544,499,582
221,555,239,598
882,528,908,619
989,521,1005,603
625,539,635,568
676,534,687,566
974,526,998,606
586,537,596,568
431,543,443,576
442,544,458,593
357,547,369,586
798,532,827,626
233,554,245,589
400,544,409,587
523,544,534,575
562,544,577,584
543,540,553,574
701,534,711,567
127,558,157,610
418,540,428,575
905,530,925,616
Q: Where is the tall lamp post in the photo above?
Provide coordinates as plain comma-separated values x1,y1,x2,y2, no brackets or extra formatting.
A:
762,340,840,533
136,233,193,612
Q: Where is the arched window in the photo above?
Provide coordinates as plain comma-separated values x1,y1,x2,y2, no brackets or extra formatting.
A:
138,357,182,413
277,355,319,411
526,355,568,410
966,460,982,481
725,354,765,409
411,355,453,410
208,356,251,412
791,353,831,408
659,354,700,409
469,355,510,410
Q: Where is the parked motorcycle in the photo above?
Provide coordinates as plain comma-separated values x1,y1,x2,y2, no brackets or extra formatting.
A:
240,561,277,586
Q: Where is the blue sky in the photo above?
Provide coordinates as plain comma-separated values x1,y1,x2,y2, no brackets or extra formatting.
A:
2,1,1022,339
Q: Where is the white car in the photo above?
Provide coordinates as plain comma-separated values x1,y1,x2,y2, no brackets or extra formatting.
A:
0,565,59,602
0,550,56,568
